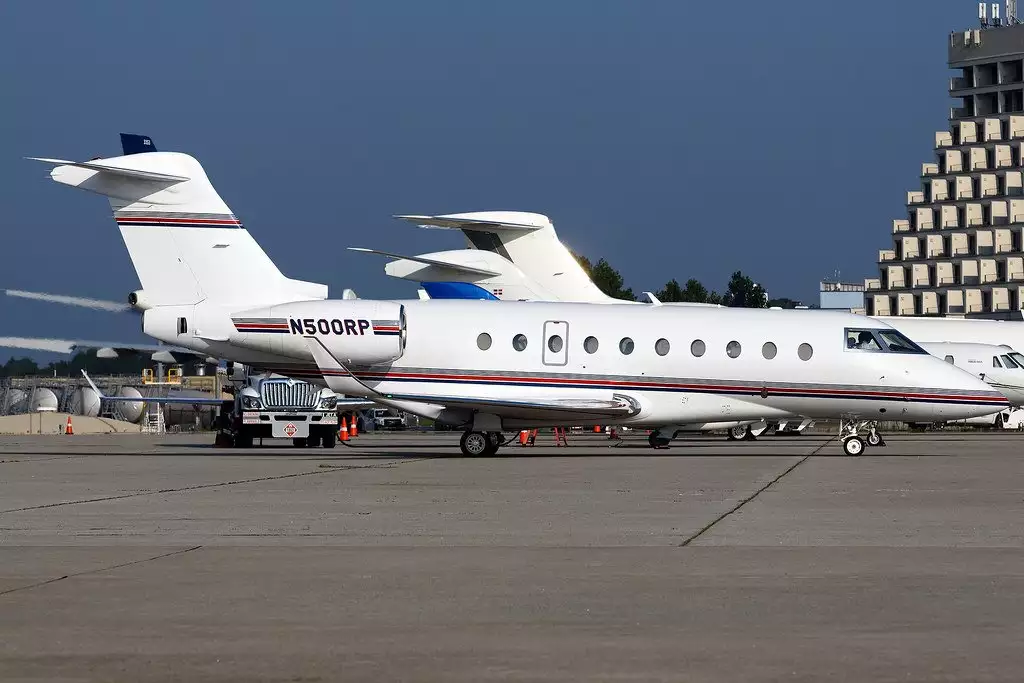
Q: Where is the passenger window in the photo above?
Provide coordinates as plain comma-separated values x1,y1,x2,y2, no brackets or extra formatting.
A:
619,337,634,355
512,334,528,352
798,343,813,361
944,355,955,364
583,336,599,354
655,338,670,356
547,335,564,353
761,342,777,360
993,356,1003,368
726,341,742,358
690,340,706,357
476,333,492,350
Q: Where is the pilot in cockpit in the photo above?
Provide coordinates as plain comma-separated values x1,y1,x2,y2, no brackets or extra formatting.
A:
847,330,882,350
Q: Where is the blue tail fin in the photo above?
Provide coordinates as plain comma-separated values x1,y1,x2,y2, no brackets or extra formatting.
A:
120,133,156,155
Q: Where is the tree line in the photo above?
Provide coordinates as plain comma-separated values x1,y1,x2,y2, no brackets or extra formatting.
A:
0,352,149,379
573,253,804,309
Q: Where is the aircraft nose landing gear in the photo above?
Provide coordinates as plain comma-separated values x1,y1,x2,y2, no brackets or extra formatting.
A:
839,420,886,456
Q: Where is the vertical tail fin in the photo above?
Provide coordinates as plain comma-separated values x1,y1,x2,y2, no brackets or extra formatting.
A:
31,137,326,308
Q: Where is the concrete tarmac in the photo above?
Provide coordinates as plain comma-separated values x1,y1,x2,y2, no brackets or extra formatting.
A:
1,430,1022,682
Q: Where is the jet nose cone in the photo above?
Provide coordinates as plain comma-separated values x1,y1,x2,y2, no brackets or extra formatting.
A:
938,367,1010,420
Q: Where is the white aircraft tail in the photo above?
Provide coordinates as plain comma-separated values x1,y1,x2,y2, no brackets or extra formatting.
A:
31,135,327,308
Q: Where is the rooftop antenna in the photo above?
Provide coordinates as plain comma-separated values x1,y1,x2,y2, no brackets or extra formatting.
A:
1009,0,1020,24
993,2,1002,26
981,1,989,28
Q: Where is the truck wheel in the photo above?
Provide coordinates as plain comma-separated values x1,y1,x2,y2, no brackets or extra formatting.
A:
292,438,308,448
234,432,253,448
321,430,336,448
306,434,322,448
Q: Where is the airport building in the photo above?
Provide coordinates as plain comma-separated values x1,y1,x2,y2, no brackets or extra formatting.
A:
868,5,1024,318
819,280,866,313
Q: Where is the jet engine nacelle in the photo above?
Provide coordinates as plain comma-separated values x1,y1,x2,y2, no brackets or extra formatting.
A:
231,300,406,366
128,290,153,311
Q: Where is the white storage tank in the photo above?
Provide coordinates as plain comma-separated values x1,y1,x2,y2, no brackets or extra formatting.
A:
116,387,145,423
70,387,101,417
30,388,58,412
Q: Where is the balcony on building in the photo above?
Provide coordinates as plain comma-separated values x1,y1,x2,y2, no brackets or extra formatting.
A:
992,287,1011,311
1007,171,1024,196
1012,198,1024,222
959,120,979,144
980,257,999,282
865,277,881,291
950,232,971,256
929,178,949,201
954,175,972,199
950,74,971,92
944,150,964,173
925,233,945,258
984,118,1002,141
996,144,1013,168
979,173,999,198
975,229,995,254
922,161,940,176
893,218,911,234
887,265,906,288
872,294,892,316
936,130,954,148
946,289,965,314
941,205,960,228
911,263,931,287
1008,256,1024,281
969,147,988,171
913,207,935,230
961,259,980,285
991,200,1010,225
897,293,917,316
965,288,985,313
936,261,956,285
921,291,940,315
879,248,897,263
966,203,985,227
901,236,921,260
1011,115,1024,139
907,189,926,205
995,227,1014,252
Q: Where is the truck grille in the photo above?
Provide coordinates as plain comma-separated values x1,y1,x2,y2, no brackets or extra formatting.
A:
261,381,319,409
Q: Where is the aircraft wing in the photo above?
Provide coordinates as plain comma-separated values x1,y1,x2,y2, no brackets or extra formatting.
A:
0,336,202,362
80,371,226,405
347,247,500,277
394,214,544,232
373,392,637,422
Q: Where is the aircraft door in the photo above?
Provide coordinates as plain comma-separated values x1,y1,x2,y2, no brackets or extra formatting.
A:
542,320,569,366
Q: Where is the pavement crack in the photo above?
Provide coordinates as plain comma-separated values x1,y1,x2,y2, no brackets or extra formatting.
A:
0,458,429,514
677,435,837,547
0,545,202,598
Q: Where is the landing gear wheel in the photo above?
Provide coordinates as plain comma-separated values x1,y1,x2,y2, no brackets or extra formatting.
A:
321,431,336,449
488,432,506,449
460,431,492,457
292,437,308,448
648,432,671,448
727,425,747,441
866,431,885,447
842,436,865,457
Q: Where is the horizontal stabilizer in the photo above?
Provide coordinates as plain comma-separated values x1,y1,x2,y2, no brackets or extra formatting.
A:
5,289,131,313
26,157,188,182
348,247,500,277
394,212,547,232
81,371,225,405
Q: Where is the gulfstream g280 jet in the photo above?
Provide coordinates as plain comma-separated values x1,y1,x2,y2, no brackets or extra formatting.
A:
28,138,1006,456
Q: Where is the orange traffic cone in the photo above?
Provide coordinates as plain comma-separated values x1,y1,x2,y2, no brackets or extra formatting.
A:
349,414,358,438
339,418,349,442
593,425,601,433
519,430,529,445
65,415,73,436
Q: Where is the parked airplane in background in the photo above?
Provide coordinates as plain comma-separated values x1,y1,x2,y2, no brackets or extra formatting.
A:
24,136,1007,456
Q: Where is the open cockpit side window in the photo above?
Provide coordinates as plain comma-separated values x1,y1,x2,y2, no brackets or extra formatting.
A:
844,328,925,354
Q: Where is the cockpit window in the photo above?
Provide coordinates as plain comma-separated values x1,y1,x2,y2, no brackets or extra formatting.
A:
993,356,1003,368
1000,354,1020,369
1010,352,1024,368
844,328,925,354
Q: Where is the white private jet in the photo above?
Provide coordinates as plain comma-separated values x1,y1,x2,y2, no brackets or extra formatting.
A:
25,141,1007,456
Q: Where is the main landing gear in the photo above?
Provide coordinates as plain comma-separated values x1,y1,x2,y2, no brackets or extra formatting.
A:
839,420,886,456
459,431,506,457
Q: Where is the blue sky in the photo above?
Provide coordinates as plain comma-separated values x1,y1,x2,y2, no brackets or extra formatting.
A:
0,0,975,357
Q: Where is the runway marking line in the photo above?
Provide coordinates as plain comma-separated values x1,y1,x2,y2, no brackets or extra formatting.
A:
677,434,838,547
0,545,203,598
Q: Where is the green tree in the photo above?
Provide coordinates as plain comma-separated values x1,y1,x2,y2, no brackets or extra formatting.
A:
722,271,768,308
571,251,635,301
656,278,723,304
